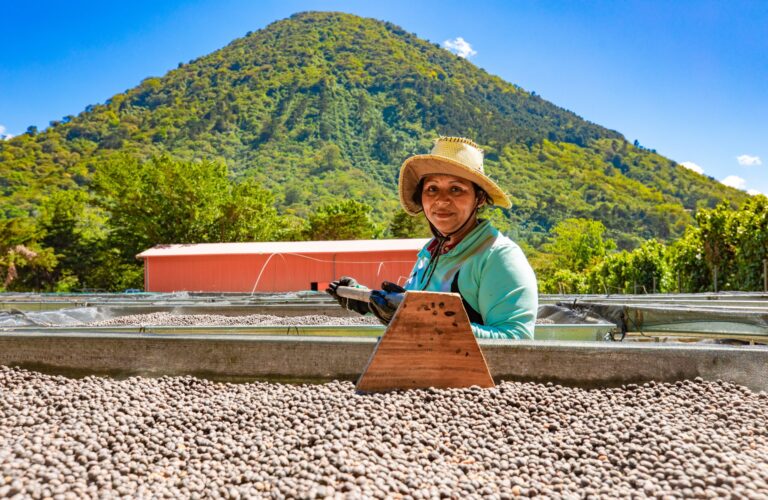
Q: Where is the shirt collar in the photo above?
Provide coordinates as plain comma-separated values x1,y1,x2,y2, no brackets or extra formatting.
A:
426,219,491,257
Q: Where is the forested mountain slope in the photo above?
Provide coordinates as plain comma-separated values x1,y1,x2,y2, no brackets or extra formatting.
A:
0,11,747,249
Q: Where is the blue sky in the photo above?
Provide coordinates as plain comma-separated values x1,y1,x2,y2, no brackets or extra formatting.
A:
1,0,766,195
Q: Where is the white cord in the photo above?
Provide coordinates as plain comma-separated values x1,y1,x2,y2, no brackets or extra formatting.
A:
249,252,417,295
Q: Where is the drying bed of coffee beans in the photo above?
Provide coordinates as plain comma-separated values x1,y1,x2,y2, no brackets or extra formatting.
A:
85,312,382,327
84,312,551,328
1,367,766,498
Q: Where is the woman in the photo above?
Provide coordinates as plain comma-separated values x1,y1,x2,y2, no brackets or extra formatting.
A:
328,137,537,339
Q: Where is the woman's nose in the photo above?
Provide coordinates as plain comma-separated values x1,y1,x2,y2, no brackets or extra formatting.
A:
434,190,452,202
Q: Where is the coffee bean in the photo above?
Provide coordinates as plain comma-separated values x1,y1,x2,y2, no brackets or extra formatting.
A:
0,365,765,497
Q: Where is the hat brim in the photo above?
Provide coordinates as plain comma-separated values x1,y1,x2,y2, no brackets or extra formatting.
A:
398,155,512,216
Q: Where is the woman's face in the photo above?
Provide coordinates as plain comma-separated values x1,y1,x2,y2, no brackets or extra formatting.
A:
421,174,480,235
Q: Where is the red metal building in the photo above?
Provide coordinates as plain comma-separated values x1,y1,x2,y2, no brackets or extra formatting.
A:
136,239,429,293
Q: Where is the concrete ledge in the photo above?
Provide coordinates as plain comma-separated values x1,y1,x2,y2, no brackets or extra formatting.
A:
0,334,376,383
480,340,768,392
0,334,766,391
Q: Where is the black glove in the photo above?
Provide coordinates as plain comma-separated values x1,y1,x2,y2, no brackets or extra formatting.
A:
326,276,369,316
369,281,406,325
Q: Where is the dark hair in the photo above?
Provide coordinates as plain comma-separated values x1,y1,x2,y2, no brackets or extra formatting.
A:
411,178,426,207
412,179,493,208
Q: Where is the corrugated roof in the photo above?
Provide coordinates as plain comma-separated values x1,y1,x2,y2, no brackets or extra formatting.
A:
136,238,431,258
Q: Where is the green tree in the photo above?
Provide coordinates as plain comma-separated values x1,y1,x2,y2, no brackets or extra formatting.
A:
305,200,377,240
37,190,109,291
668,227,710,293
547,268,589,294
216,180,283,242
587,251,633,294
94,154,284,260
314,143,345,173
543,218,616,272
730,195,768,290
626,239,670,293
696,202,736,291
0,218,57,291
388,209,429,238
95,154,227,257
587,239,669,294
662,196,768,292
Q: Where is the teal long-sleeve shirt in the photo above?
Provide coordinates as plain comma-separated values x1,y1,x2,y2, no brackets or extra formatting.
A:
403,220,538,339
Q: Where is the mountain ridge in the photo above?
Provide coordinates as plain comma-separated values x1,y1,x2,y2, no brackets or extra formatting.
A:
0,11,747,247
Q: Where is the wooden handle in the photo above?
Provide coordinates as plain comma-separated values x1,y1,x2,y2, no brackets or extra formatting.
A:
335,286,372,303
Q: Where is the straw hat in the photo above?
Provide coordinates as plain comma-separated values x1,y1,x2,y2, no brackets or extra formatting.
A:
398,137,512,216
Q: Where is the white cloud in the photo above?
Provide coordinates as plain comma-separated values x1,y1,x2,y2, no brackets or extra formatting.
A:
747,189,762,196
0,124,11,140
681,161,704,174
721,175,746,189
737,154,762,167
442,37,477,59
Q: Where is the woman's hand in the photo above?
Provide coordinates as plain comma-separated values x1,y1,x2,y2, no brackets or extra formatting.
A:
368,281,406,325
326,276,370,315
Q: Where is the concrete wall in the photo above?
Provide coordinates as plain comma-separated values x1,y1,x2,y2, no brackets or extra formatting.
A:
1,334,766,391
